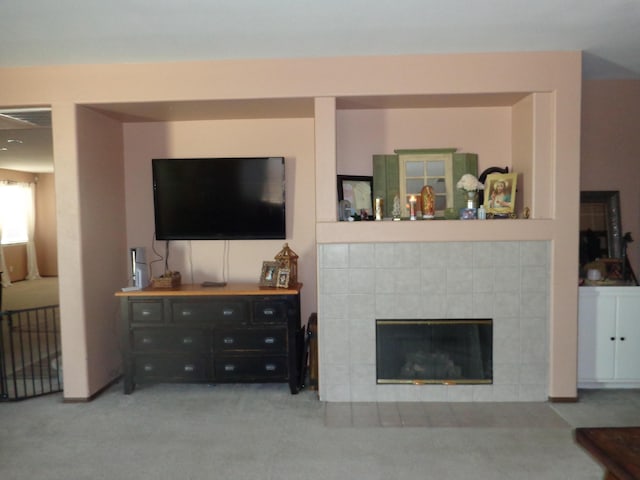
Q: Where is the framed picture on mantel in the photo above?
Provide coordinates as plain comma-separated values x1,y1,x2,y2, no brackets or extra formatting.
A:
337,175,373,219
484,173,517,217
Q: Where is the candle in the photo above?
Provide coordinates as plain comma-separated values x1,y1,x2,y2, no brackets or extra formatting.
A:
409,195,416,220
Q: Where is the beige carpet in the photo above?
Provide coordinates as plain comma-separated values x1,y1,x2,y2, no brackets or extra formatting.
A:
1,277,59,311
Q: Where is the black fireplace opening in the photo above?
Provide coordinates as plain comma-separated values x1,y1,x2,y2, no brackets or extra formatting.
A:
376,319,493,384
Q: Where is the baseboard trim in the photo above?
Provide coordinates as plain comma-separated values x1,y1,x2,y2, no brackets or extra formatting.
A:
63,376,121,403
548,396,578,403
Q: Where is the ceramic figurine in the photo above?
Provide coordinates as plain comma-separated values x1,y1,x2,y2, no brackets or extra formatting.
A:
421,185,435,218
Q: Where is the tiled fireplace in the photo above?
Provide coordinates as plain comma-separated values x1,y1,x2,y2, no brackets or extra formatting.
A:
317,241,550,402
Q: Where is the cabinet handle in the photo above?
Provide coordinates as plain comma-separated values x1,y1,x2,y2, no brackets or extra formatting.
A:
182,337,193,344
181,310,192,317
224,364,236,371
620,337,626,341
184,364,195,372
223,308,234,316
265,363,276,372
141,310,152,316
611,337,616,341
223,337,235,344
142,337,153,344
263,308,275,316
143,364,154,372
264,337,275,345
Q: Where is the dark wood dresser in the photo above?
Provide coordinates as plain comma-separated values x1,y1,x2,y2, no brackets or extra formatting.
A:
116,283,304,394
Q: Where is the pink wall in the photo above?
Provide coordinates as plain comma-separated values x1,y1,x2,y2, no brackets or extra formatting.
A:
0,51,582,399
53,105,128,399
581,79,640,277
35,173,58,277
122,118,318,322
337,107,511,176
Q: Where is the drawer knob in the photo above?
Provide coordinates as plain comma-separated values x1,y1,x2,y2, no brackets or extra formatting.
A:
184,364,195,372
224,364,236,372
223,337,235,344
265,364,276,372
264,337,275,345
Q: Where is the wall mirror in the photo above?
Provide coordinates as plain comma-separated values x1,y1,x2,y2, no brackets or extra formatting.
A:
579,190,637,285
580,190,622,261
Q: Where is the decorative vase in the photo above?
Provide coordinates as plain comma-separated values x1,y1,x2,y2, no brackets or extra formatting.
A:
465,190,478,209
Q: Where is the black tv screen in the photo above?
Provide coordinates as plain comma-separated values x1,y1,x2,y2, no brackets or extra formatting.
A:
152,157,286,240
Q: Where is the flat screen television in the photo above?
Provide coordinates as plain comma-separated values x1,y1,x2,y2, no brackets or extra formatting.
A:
152,157,286,240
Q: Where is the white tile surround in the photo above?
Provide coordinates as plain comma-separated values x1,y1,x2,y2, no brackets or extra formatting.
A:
317,241,550,402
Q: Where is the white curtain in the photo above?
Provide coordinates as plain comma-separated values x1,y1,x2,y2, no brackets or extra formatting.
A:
25,182,41,280
0,181,40,284
0,222,10,287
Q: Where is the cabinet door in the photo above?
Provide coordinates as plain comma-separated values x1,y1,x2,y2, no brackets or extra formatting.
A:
578,292,616,381
614,296,640,380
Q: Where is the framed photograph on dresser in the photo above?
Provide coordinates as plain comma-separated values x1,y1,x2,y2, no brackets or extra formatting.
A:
276,268,290,288
259,261,278,287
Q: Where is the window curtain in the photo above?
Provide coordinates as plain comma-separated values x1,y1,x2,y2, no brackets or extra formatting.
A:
0,181,40,285
25,182,41,280
0,222,10,287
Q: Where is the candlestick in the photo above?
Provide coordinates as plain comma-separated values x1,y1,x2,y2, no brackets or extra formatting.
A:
409,195,416,220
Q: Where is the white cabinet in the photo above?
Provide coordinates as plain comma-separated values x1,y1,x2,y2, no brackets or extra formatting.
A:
578,287,640,388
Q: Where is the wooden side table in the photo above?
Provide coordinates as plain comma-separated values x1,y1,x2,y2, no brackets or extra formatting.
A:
575,427,640,479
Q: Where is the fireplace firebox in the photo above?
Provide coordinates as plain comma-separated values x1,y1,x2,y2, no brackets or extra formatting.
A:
376,319,493,385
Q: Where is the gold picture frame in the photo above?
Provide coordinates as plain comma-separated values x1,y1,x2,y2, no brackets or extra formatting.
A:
259,261,278,287
483,173,517,217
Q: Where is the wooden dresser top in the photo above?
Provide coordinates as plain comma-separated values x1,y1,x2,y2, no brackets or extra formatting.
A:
115,282,302,297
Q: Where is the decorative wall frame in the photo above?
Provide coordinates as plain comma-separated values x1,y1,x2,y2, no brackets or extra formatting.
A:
337,175,373,218
259,261,278,287
483,173,517,217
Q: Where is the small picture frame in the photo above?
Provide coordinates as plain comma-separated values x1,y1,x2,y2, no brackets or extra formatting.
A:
337,175,374,219
459,208,477,220
276,268,290,288
259,261,278,287
484,173,518,216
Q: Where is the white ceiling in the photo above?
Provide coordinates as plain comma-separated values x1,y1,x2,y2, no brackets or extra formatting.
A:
1,0,639,173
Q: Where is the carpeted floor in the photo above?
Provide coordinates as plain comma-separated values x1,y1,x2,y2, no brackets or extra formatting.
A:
1,277,59,311
3,383,639,479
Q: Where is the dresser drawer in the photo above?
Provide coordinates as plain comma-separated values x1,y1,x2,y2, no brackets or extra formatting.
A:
253,300,288,324
131,301,164,323
132,329,207,353
214,356,288,381
134,355,208,381
214,329,287,352
171,299,247,324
